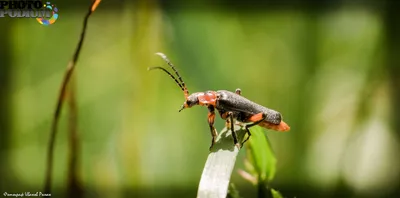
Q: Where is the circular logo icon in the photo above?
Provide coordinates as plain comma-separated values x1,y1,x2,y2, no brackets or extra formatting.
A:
36,2,58,26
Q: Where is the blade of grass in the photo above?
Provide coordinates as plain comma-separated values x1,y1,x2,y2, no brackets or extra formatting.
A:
271,188,283,198
227,183,241,198
197,124,246,198
44,0,101,194
239,126,280,198
246,126,277,182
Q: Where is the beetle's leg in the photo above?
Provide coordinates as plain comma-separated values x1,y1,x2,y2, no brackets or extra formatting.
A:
235,88,242,95
242,128,252,147
218,110,231,128
233,88,244,127
207,106,218,150
228,112,241,149
241,112,267,146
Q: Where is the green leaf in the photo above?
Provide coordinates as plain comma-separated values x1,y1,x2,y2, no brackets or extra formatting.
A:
243,152,257,176
226,183,241,198
271,188,283,198
246,126,277,182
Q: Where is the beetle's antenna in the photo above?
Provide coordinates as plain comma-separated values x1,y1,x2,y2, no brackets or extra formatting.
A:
155,52,189,98
148,66,184,92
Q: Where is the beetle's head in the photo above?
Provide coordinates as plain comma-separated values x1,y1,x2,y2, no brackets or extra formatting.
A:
179,91,217,112
179,93,201,112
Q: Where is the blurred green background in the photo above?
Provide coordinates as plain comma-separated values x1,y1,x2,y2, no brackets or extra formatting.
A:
1,0,399,197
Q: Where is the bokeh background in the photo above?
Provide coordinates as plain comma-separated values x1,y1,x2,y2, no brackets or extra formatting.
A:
1,0,399,197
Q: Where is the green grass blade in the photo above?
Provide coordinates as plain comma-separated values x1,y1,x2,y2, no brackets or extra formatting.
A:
247,126,277,182
197,124,246,198
271,188,283,198
227,183,241,198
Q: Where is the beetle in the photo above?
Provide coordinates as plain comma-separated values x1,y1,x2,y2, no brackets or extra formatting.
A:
149,52,290,150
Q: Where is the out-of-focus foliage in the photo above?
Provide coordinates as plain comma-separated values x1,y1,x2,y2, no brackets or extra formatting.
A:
227,183,241,198
271,188,283,198
243,126,277,183
238,126,281,197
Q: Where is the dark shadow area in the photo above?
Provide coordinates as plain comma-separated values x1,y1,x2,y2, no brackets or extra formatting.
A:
0,18,12,192
384,1,400,196
54,0,387,12
3,185,391,198
385,0,400,137
54,0,126,11
159,0,388,12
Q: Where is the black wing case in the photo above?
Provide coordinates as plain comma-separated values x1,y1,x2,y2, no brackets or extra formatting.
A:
215,90,281,125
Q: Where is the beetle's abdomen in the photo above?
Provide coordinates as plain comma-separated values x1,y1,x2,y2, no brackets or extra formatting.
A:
216,90,282,125
259,120,290,131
